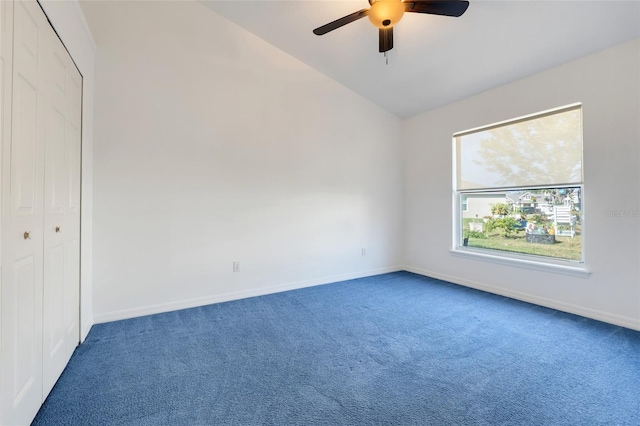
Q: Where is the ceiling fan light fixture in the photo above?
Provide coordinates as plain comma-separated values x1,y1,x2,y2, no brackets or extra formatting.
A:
368,0,405,29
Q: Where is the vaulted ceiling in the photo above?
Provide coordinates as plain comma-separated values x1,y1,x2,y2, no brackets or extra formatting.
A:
200,0,640,118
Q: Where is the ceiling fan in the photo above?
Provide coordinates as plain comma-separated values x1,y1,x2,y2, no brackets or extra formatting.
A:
313,0,469,54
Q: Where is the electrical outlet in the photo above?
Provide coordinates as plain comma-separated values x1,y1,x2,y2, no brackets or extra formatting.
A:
361,248,366,256
233,261,240,272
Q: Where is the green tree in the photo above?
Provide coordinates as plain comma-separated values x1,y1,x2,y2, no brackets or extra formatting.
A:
485,217,521,238
490,203,511,216
497,217,520,238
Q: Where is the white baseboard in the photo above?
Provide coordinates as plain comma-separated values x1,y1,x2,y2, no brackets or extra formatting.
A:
403,265,640,332
93,266,404,324
81,322,93,343
92,265,640,331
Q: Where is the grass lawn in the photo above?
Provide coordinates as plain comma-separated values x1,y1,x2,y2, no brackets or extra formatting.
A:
466,230,582,260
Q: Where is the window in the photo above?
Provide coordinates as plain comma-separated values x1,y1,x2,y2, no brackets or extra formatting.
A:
454,104,583,264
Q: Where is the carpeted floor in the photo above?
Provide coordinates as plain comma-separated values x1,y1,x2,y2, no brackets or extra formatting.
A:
33,271,640,425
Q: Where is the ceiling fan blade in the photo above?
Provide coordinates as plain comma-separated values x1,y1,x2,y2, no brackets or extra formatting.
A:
405,1,469,17
379,27,393,53
313,9,369,35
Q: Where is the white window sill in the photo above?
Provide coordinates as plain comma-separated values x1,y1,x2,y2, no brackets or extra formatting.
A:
450,248,591,278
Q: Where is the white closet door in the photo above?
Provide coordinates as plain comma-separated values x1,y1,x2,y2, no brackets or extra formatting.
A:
63,47,82,364
0,0,47,423
42,26,81,397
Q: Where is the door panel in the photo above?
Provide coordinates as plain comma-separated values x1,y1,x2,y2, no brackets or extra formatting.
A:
65,238,80,342
43,243,65,390
51,49,66,95
63,48,81,363
12,74,38,215
14,254,38,404
1,1,46,424
66,67,81,217
45,107,65,215
44,244,65,353
42,3,82,398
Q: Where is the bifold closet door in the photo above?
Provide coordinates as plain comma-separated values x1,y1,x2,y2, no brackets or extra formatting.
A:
1,0,48,423
1,0,82,424
42,24,82,397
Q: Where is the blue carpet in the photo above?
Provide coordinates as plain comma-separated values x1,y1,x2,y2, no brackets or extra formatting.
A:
33,272,640,425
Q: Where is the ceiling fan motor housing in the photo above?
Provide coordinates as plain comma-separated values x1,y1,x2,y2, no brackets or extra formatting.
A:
369,0,405,28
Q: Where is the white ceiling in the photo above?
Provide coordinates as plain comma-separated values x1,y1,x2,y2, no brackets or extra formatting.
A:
199,0,640,118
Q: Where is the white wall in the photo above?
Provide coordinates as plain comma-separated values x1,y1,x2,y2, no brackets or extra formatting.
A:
37,0,96,340
402,39,640,330
81,1,403,322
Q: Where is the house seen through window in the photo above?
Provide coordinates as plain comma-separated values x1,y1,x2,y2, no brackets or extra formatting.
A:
454,104,583,262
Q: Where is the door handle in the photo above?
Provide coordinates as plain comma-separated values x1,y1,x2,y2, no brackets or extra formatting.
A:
24,231,31,240
55,226,61,233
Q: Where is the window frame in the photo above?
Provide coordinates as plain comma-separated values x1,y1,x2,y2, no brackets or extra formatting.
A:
451,104,589,277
